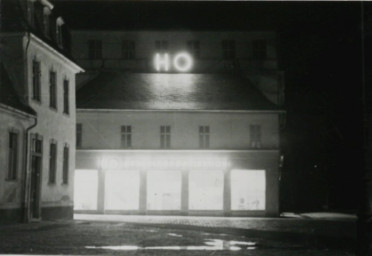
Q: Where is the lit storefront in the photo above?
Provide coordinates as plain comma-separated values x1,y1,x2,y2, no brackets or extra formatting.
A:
74,150,279,216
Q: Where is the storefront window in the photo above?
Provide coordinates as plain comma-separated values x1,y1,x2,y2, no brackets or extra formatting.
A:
230,169,266,210
189,170,224,210
147,171,181,210
105,170,140,210
74,169,98,210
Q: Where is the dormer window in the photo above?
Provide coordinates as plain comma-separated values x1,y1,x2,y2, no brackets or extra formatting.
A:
56,17,64,48
43,7,51,37
27,0,35,26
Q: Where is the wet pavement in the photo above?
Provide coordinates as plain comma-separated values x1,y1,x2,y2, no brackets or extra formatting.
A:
0,215,356,255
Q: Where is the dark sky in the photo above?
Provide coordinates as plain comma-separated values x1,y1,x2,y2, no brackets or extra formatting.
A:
55,1,369,210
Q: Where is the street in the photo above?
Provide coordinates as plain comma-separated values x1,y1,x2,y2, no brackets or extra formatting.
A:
0,215,355,255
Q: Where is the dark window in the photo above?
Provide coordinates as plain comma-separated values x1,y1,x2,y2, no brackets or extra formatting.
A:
63,79,69,114
49,142,57,184
56,24,63,48
199,126,210,148
88,40,102,59
187,41,200,59
8,132,18,180
62,145,69,184
43,12,50,37
252,40,267,60
32,60,41,102
76,123,82,148
222,40,235,59
49,71,57,109
122,40,135,59
27,0,35,26
250,125,262,148
155,40,168,52
121,125,132,148
160,125,171,149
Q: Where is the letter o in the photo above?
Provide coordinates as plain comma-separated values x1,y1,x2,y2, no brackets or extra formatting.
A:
173,53,193,72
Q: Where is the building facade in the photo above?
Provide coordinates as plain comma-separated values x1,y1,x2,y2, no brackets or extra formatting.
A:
0,0,83,222
72,30,284,216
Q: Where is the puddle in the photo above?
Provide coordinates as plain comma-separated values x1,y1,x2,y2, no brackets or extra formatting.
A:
86,239,257,251
167,233,183,237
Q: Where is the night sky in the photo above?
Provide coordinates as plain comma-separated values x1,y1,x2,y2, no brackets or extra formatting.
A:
55,0,369,212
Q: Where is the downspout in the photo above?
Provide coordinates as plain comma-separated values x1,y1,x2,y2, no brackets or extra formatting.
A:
22,31,36,223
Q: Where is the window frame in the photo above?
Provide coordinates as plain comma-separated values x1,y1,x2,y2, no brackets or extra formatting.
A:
32,59,41,102
62,144,69,184
88,40,102,59
48,140,57,184
222,40,236,60
76,123,82,148
49,70,57,109
155,40,168,52
120,125,132,148
7,130,19,180
187,40,200,59
199,125,210,149
121,40,135,60
249,124,262,148
160,125,171,149
63,79,69,114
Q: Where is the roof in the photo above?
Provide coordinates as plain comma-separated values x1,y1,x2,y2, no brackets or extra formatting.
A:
77,72,278,111
0,64,36,116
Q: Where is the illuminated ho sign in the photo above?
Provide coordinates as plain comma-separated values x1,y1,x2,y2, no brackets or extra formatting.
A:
154,52,193,72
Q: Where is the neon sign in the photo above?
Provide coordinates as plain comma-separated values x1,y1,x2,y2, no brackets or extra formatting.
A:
154,52,193,72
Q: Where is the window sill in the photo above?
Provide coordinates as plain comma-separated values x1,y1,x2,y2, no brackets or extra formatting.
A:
61,182,69,186
5,178,17,182
48,182,56,186
49,106,58,112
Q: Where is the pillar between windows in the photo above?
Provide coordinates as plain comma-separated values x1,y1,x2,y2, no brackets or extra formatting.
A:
139,170,147,214
223,168,231,216
97,166,105,214
181,170,189,215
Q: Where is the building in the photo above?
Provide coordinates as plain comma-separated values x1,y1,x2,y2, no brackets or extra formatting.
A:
72,30,285,216
0,0,83,222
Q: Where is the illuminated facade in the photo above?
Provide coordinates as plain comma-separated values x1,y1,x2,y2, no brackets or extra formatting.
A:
72,30,284,216
0,0,83,222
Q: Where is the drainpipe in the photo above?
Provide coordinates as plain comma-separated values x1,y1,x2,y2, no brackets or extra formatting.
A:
21,31,36,223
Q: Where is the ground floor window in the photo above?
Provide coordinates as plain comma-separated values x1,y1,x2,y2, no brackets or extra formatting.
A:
147,170,182,210
230,169,266,210
189,170,224,210
105,170,140,210
74,169,98,210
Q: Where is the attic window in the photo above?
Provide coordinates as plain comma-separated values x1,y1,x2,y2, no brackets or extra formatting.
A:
43,7,51,37
27,0,36,26
56,17,64,48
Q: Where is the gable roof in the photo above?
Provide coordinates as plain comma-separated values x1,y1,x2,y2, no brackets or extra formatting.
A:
77,72,278,111
0,64,36,116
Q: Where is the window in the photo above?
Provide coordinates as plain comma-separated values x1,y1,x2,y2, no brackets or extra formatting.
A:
187,41,200,58
49,141,57,184
27,0,35,26
62,145,69,184
122,40,135,59
76,123,82,148
56,24,63,47
222,40,235,59
88,40,102,59
250,125,262,148
8,131,18,180
43,8,50,37
63,79,69,114
32,60,41,102
155,40,168,52
121,125,132,148
252,40,267,60
160,125,171,149
49,70,57,109
199,126,210,148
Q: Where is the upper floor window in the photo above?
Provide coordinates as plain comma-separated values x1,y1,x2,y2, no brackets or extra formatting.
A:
48,141,57,184
187,41,200,59
27,0,35,26
32,60,41,102
76,123,82,148
43,7,51,37
56,17,64,48
155,40,168,52
62,145,69,184
63,79,69,114
7,131,18,180
49,70,57,109
222,40,236,59
160,125,171,149
121,125,132,148
252,40,267,60
122,40,135,60
250,124,262,148
199,126,210,149
88,40,102,59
